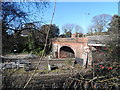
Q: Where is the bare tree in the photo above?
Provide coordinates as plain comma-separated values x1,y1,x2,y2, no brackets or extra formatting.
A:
75,25,83,33
87,25,95,34
62,24,83,34
62,24,74,33
90,14,112,33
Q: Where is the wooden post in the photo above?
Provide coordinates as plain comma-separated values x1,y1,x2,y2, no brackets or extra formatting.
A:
85,52,88,68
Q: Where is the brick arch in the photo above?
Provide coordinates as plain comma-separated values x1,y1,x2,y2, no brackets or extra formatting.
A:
59,45,76,58
52,38,88,59
52,38,93,67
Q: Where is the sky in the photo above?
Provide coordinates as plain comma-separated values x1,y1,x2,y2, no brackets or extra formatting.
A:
5,1,118,35
42,2,118,34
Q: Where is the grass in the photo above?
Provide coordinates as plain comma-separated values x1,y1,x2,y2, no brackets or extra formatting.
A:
3,67,72,76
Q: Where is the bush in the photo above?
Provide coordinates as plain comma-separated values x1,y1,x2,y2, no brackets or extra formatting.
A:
65,58,73,66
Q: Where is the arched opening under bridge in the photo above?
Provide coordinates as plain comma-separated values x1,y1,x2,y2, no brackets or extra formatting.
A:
60,46,75,58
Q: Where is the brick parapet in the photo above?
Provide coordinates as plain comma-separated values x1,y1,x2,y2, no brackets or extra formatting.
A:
52,38,88,43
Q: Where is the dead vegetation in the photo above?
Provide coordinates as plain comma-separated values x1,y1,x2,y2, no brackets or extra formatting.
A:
2,60,119,90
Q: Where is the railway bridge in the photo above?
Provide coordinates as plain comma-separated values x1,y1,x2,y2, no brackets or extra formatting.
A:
52,34,111,67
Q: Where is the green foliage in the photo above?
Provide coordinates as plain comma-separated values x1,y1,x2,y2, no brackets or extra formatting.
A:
19,24,59,55
40,24,60,38
61,29,72,38
107,15,120,62
32,49,44,56
65,58,73,66
65,31,72,37
108,15,119,35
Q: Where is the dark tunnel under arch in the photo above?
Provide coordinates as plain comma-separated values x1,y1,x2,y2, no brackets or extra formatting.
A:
60,46,75,58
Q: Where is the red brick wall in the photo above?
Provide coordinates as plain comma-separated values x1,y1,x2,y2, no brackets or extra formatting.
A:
52,38,88,59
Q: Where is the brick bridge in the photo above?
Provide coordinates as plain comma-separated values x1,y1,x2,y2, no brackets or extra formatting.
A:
52,35,111,67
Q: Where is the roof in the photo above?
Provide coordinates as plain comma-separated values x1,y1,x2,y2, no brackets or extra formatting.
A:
87,35,112,45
